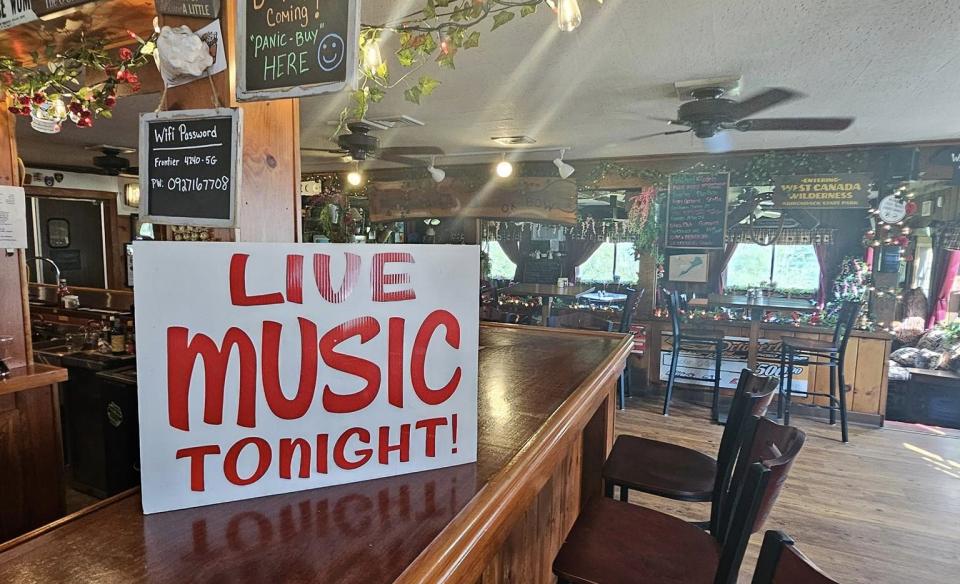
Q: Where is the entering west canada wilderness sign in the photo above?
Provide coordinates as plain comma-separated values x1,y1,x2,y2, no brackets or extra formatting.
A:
134,242,480,514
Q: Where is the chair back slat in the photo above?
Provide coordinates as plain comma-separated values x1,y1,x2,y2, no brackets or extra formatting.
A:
738,418,806,533
617,287,644,333
713,462,769,584
709,370,779,534
664,288,682,339
751,531,840,584
833,301,861,352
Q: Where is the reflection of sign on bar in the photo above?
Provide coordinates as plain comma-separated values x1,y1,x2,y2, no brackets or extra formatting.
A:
139,108,241,228
368,178,578,225
134,243,480,514
660,333,809,395
773,174,870,209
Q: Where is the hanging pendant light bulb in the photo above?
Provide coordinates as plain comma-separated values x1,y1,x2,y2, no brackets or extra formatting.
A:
346,161,364,187
427,156,446,183
556,0,582,32
361,36,383,76
496,155,514,178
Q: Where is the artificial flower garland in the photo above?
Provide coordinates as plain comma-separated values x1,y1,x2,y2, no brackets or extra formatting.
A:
0,31,156,131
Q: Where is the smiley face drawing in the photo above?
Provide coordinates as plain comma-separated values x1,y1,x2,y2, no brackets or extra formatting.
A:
317,34,346,72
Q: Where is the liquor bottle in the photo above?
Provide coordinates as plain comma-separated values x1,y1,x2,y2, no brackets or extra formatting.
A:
110,317,126,355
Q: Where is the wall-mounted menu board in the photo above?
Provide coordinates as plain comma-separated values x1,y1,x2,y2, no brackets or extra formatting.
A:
139,108,241,228
665,172,729,249
236,0,358,101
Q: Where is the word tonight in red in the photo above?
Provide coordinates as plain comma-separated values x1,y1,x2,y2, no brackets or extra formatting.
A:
164,252,466,491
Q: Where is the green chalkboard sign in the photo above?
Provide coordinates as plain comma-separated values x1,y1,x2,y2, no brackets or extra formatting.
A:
236,0,358,101
665,172,729,249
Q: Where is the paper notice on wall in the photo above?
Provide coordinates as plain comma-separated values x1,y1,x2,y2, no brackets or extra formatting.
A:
0,0,39,31
0,186,27,249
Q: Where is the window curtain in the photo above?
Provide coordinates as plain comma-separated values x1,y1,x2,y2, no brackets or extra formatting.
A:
814,244,831,308
927,249,960,328
714,243,739,294
498,241,528,281
564,240,602,281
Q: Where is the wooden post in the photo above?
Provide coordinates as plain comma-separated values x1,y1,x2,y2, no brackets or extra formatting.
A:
0,108,30,369
159,0,301,243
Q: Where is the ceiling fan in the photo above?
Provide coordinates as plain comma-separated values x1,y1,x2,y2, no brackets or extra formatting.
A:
632,87,854,151
301,122,444,168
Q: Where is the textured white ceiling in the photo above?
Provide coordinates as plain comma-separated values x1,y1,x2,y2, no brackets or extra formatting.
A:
16,0,960,172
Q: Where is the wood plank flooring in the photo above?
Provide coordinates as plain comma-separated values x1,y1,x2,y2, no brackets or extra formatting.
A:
615,396,960,583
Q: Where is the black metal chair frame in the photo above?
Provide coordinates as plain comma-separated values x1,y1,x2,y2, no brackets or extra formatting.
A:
778,301,860,443
610,287,643,410
662,289,724,421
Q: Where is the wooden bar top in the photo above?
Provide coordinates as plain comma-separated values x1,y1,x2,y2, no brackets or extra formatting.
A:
0,324,632,584
0,363,68,396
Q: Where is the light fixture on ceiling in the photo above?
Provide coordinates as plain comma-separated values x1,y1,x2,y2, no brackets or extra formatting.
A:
424,218,441,226
346,162,364,187
427,157,446,183
124,182,141,208
556,0,582,32
553,149,575,179
495,155,514,179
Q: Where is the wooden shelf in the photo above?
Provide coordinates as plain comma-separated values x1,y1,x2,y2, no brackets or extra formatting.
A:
0,364,68,396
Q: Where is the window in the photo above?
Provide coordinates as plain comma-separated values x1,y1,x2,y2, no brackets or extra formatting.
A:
725,244,820,292
485,242,518,280
578,242,640,284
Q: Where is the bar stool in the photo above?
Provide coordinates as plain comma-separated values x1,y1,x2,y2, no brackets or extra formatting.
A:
778,301,860,443
662,289,726,421
603,368,777,533
752,530,840,584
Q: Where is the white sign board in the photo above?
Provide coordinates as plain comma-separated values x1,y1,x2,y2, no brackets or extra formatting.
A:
0,0,38,31
134,242,480,514
0,185,27,248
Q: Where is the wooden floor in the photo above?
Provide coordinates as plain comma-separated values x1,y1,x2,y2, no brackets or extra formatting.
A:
615,396,960,584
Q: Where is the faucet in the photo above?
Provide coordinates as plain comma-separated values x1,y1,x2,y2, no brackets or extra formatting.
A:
25,256,63,286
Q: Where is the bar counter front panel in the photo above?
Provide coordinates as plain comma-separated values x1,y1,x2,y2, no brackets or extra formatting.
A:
0,324,632,584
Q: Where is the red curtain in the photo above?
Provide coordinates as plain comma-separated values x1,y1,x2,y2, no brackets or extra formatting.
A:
863,246,875,270
564,240,602,281
498,241,527,281
714,243,739,294
814,244,831,308
927,249,960,328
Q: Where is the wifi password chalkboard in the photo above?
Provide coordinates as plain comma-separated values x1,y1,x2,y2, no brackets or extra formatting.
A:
236,0,359,101
665,172,730,249
139,108,242,228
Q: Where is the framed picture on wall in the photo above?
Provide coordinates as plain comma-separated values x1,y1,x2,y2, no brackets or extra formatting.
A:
668,253,711,283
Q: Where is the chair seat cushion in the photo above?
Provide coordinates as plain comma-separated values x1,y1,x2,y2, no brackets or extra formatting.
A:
602,435,716,501
553,497,720,584
782,337,838,352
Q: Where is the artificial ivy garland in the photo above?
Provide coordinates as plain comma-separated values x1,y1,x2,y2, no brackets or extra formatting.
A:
0,32,157,130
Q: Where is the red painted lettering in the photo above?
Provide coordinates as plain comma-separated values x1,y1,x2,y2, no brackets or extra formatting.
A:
371,252,416,302
261,318,318,420
378,424,411,464
313,253,361,303
279,438,311,479
320,317,382,414
229,254,284,306
415,418,448,458
387,317,405,408
411,310,462,405
176,445,221,491
286,254,304,304
334,427,372,470
224,437,272,486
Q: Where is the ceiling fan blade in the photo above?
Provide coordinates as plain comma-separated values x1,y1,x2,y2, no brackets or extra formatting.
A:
736,118,854,132
730,88,802,119
628,128,692,141
379,146,445,156
301,148,350,157
379,153,430,168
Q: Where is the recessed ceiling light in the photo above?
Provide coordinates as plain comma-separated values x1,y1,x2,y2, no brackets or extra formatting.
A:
491,135,536,146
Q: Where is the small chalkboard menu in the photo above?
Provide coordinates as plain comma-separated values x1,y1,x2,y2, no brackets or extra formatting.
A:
665,172,729,249
878,246,902,274
521,258,563,284
236,0,359,101
139,108,241,228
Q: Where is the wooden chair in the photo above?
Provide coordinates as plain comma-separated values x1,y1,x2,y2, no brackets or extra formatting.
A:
751,531,840,584
603,369,778,532
778,301,860,442
554,417,806,584
662,289,727,421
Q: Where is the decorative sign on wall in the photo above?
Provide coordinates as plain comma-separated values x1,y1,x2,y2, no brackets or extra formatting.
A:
156,0,220,18
667,253,710,283
139,108,241,228
368,178,579,225
0,0,38,31
133,242,480,514
0,185,27,248
877,194,907,224
772,174,871,209
236,0,359,101
665,172,729,249
660,334,810,395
